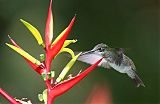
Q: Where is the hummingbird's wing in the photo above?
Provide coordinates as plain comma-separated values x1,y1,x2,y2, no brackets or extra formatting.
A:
75,52,110,69
114,54,123,66
111,51,123,66
123,54,136,71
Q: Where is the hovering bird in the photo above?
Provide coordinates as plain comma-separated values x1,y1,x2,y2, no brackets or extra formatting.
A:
76,43,145,87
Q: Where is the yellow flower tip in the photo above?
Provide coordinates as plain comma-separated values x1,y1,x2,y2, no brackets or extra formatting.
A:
70,39,78,43
5,43,11,47
60,48,75,58
8,35,11,39
51,27,68,46
55,52,81,83
20,19,44,46
73,52,81,60
72,39,77,43
6,43,41,66
20,19,28,26
63,39,78,48
20,19,24,22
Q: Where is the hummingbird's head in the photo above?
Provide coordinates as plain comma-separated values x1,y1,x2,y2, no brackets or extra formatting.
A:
92,43,109,55
80,43,109,56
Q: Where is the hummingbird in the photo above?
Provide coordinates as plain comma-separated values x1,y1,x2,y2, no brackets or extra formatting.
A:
76,43,145,87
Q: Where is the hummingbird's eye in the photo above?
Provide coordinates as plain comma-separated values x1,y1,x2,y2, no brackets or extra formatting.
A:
98,48,104,52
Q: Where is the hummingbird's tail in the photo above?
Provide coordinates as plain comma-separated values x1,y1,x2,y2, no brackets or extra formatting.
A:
127,70,145,87
132,72,145,87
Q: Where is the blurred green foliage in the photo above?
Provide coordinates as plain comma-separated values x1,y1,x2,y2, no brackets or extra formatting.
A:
0,0,159,104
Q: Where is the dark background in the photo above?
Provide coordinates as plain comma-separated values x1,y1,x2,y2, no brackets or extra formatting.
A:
0,0,159,104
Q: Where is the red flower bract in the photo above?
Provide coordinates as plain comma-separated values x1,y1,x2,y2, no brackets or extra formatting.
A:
45,0,53,51
45,16,76,73
47,58,103,103
8,35,44,75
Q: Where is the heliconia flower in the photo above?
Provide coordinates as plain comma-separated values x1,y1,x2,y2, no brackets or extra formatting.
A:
45,0,53,50
6,43,41,66
15,98,32,104
46,58,103,103
20,19,44,47
59,48,75,58
45,16,76,72
54,39,77,58
26,59,44,74
56,52,81,83
62,39,77,48
51,16,76,47
50,16,75,55
3,0,107,104
0,88,20,104
38,89,48,104
8,35,44,74
8,35,19,47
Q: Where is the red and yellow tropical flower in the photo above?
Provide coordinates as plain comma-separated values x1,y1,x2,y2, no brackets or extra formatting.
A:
4,0,105,104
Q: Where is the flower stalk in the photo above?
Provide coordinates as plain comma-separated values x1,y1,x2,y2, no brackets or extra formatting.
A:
2,0,106,104
0,88,20,104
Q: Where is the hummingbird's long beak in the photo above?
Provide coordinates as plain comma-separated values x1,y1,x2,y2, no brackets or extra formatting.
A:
80,50,95,56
